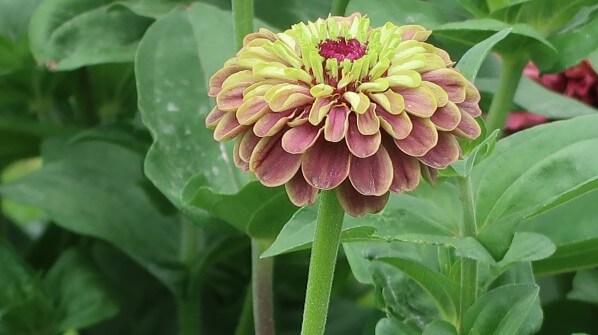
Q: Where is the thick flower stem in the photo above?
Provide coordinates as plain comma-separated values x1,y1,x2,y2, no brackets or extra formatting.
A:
178,218,201,335
252,238,275,335
330,0,349,16
457,176,478,333
300,190,345,335
485,55,527,133
232,0,254,50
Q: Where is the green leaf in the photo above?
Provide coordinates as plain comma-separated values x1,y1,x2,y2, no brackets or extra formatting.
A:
434,19,557,69
422,320,458,335
449,129,500,177
390,234,495,263
476,76,598,119
498,232,556,267
458,0,489,17
545,13,598,72
377,257,459,323
182,177,297,238
29,0,153,70
254,0,330,30
567,269,598,305
471,115,598,258
375,318,420,335
136,3,255,216
0,140,185,295
457,28,512,82
533,239,598,276
44,249,118,332
0,0,41,40
486,0,533,13
346,0,465,29
462,284,542,335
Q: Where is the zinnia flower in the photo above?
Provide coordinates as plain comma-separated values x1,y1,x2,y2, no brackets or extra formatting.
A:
206,13,482,216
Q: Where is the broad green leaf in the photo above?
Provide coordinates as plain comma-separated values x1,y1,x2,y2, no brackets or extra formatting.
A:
375,318,420,335
533,239,598,276
44,249,118,332
0,140,185,295
390,234,495,263
29,0,153,70
434,19,557,69
448,129,500,177
567,269,598,305
457,28,512,82
458,0,490,17
476,76,598,119
118,0,194,18
254,0,330,29
545,14,598,73
498,232,556,267
486,0,532,13
472,115,598,258
377,257,459,323
589,49,598,69
346,0,465,29
182,177,297,238
0,0,41,40
422,320,458,335
462,284,542,335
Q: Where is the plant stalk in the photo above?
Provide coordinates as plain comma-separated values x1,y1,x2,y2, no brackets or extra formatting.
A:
300,190,345,335
484,55,527,133
252,239,275,335
457,176,478,332
330,0,349,16
178,218,201,335
232,0,254,50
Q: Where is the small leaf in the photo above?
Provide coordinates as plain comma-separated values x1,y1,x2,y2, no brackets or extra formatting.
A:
533,238,598,276
463,284,542,335
375,318,420,335
422,320,458,335
457,28,513,82
390,234,495,263
498,232,556,267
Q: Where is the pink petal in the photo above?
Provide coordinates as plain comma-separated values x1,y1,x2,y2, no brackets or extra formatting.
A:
394,117,438,157
208,64,244,97
386,145,420,193
308,97,335,125
418,132,460,169
302,139,350,190
346,114,381,158
377,107,412,140
250,134,301,187
336,181,389,217
239,130,260,162
214,112,248,141
395,86,437,118
421,81,449,107
253,109,296,137
281,123,323,154
233,134,249,172
205,106,227,128
285,172,318,206
216,84,246,112
324,105,350,142
237,96,270,125
458,82,482,117
430,101,462,131
453,109,482,139
357,104,380,135
422,69,467,103
349,145,393,196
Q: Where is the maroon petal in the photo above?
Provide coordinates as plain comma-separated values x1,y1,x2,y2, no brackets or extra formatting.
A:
422,69,467,103
458,82,482,117
237,96,269,125
285,172,318,206
418,132,460,169
233,135,249,172
239,130,260,162
346,114,381,158
430,101,461,131
208,64,244,97
453,109,482,139
394,117,438,157
324,105,350,142
250,134,301,187
386,145,420,193
357,104,380,135
349,145,393,196
421,164,437,185
377,107,412,139
336,181,389,217
421,81,449,107
396,87,437,118
302,139,351,190
281,123,323,154
214,112,248,141
253,109,296,137
205,106,227,128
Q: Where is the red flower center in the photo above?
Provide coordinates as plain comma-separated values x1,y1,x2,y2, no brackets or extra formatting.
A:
318,37,366,62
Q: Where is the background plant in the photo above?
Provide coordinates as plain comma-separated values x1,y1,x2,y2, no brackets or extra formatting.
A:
0,0,597,334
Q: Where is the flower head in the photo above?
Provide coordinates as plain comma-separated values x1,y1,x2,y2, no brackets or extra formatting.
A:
206,13,482,216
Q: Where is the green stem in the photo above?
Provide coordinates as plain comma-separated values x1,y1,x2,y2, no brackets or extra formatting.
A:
178,218,201,335
252,239,275,335
457,176,478,333
484,55,527,133
330,0,349,16
234,286,254,335
232,0,254,50
300,190,345,335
